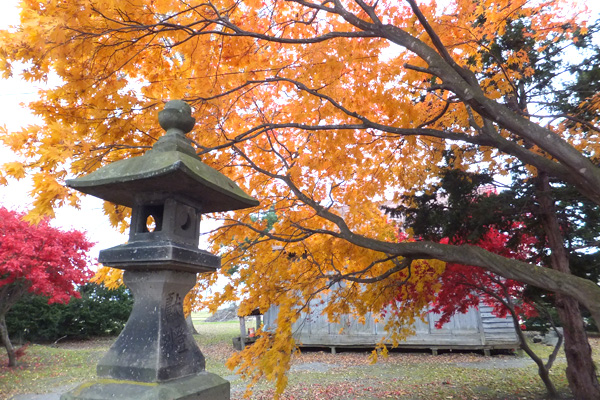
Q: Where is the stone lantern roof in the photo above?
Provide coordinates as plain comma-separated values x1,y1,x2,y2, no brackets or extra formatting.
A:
66,100,259,274
66,99,259,213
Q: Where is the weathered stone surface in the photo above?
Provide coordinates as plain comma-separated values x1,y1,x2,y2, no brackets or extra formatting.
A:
96,270,205,383
60,372,230,400
128,197,202,247
99,241,220,273
158,100,197,137
66,150,259,212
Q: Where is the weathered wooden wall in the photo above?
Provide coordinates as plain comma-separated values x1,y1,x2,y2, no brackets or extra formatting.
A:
263,301,519,352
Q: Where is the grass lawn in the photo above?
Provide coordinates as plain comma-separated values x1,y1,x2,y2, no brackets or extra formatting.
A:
1,319,598,399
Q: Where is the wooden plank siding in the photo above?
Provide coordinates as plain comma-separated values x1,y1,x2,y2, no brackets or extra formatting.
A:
263,300,519,351
480,305,519,345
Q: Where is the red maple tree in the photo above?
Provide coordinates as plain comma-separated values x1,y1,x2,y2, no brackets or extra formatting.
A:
430,227,538,327
0,207,93,367
394,225,562,397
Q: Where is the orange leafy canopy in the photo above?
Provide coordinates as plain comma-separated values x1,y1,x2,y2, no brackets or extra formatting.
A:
1,0,598,395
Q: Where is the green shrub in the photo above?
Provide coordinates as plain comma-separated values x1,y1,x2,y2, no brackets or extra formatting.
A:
7,282,133,343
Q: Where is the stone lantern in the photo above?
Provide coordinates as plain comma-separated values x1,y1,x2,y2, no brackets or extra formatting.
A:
61,100,258,400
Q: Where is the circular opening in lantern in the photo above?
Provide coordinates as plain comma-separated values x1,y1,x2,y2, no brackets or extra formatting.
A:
180,213,192,231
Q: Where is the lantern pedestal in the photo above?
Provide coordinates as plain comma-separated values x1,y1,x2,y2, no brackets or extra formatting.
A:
61,371,229,400
61,270,230,400
98,270,204,382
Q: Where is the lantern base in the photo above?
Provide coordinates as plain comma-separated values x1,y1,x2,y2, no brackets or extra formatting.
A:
60,372,230,400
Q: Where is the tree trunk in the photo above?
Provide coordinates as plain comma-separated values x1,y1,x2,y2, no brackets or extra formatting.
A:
514,314,559,397
556,294,599,399
504,298,560,398
0,313,16,367
537,173,600,399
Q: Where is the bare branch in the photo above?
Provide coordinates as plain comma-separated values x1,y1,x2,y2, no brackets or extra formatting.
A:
328,257,412,284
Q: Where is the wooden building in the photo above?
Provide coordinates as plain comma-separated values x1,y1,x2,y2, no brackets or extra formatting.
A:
260,300,519,355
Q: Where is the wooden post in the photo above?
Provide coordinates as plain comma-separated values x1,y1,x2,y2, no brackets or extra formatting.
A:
239,316,246,348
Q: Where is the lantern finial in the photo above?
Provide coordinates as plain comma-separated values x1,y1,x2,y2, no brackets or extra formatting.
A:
154,100,197,157
158,99,196,134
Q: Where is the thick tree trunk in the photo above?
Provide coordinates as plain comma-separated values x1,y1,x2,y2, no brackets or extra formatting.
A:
0,314,16,367
556,294,599,399
537,173,600,400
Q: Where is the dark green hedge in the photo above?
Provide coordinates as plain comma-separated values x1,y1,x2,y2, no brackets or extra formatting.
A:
7,282,133,343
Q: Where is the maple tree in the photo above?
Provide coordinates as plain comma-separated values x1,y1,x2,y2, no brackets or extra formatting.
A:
1,0,600,396
386,174,564,396
389,166,600,398
430,230,561,398
0,207,93,367
388,226,565,396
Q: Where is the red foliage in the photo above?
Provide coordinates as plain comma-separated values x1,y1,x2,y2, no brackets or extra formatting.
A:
430,227,538,328
0,207,94,304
